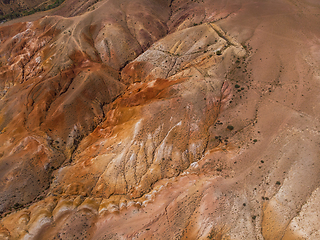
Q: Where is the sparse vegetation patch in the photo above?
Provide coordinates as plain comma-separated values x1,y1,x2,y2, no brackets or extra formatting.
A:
0,0,65,22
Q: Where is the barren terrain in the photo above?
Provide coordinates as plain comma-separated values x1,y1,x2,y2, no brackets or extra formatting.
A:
0,0,320,239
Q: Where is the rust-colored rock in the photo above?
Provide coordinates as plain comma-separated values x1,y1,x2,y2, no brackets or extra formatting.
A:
1,0,320,239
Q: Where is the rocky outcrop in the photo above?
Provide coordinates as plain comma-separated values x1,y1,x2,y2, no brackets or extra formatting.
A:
0,0,320,239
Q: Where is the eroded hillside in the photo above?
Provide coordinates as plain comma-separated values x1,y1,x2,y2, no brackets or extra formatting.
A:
0,0,320,239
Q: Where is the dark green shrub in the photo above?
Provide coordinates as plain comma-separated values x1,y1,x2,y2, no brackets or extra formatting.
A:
227,125,234,130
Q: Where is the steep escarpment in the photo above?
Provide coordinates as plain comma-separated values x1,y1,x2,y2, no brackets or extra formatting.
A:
1,0,320,239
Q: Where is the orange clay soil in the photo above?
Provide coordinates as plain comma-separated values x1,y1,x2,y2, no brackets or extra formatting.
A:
0,0,320,239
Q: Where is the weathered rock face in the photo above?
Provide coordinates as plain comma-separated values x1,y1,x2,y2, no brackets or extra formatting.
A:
1,0,320,239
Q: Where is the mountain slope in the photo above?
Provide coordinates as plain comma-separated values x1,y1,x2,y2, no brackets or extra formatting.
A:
0,0,320,239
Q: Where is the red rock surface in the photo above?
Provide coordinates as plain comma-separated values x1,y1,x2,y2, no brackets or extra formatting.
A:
1,0,320,239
